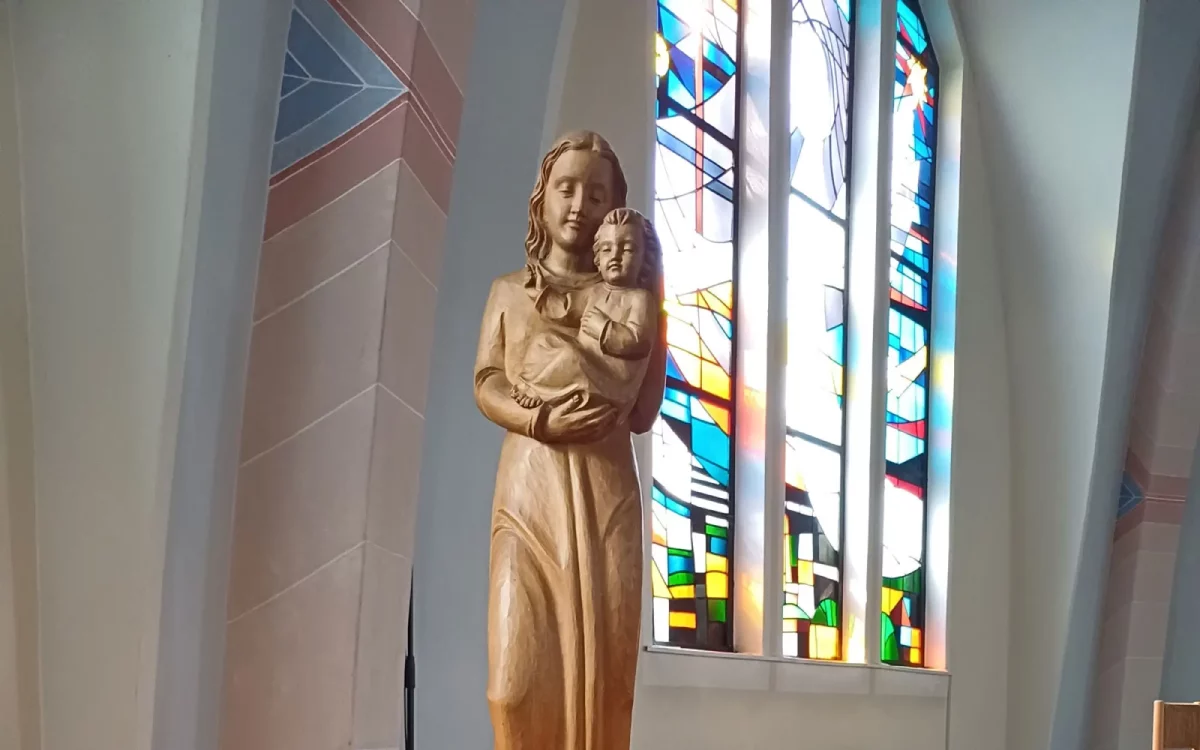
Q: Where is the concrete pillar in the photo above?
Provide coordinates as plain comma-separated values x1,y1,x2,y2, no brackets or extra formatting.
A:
215,0,474,748
1161,437,1200,700
410,0,573,746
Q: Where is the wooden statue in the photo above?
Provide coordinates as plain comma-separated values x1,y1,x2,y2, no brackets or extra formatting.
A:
474,131,667,749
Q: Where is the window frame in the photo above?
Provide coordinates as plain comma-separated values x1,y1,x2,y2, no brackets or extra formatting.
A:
639,0,963,689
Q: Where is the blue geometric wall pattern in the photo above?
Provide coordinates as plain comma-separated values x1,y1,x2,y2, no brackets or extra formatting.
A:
272,0,407,175
1117,471,1145,518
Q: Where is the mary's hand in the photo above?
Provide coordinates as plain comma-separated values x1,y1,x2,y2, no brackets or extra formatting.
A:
537,395,617,444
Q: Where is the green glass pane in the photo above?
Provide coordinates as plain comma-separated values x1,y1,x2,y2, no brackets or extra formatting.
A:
668,572,695,586
813,598,838,627
882,569,922,594
883,634,901,663
708,598,728,623
705,524,728,539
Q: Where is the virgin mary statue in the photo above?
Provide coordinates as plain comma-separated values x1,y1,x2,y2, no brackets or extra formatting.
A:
473,130,666,749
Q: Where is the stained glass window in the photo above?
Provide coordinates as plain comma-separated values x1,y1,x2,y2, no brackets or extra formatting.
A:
782,0,853,661
881,0,937,668
650,0,740,650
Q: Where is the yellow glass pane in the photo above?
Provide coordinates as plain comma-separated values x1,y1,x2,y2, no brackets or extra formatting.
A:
883,586,904,614
810,624,839,660
797,560,814,586
706,553,728,573
655,33,669,79
700,289,732,319
911,628,922,648
702,401,731,434
707,571,729,599
829,360,844,397
669,611,697,629
669,585,695,599
701,360,731,400
651,562,670,598
909,647,922,665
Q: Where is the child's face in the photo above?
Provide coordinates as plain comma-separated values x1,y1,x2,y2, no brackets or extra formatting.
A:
593,224,643,286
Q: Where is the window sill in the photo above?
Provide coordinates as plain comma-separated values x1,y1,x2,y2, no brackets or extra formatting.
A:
639,646,949,698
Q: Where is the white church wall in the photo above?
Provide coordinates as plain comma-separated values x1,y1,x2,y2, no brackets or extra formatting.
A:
413,0,1013,746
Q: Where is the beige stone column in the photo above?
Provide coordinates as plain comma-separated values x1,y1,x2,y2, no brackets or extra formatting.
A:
217,1,474,748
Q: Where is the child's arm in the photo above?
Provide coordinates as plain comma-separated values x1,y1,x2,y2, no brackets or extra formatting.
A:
587,291,654,359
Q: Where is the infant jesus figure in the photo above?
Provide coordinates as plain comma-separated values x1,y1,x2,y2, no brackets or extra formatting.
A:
511,207,660,421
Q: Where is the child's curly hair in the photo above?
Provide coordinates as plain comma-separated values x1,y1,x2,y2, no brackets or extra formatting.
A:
592,208,663,291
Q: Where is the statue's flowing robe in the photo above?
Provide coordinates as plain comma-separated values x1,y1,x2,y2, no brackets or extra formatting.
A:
475,266,652,750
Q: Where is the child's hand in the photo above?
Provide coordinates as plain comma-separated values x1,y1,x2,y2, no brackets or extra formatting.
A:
580,306,609,340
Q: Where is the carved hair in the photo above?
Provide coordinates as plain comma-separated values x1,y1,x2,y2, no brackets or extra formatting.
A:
525,130,629,263
593,208,662,291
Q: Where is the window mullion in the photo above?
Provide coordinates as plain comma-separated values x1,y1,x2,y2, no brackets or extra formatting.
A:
843,0,897,667
762,0,793,660
729,0,781,657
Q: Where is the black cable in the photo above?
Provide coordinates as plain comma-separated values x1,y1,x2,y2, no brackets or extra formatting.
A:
404,570,415,750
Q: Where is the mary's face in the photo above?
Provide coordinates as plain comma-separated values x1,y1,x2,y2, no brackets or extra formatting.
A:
541,149,616,254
